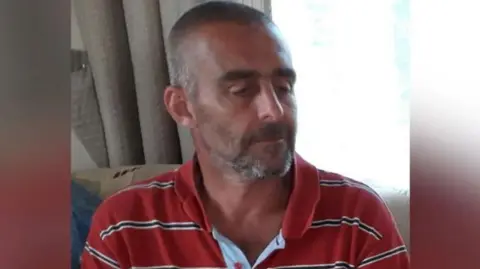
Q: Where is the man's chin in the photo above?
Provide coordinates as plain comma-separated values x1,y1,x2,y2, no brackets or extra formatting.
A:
252,152,293,178
226,146,294,178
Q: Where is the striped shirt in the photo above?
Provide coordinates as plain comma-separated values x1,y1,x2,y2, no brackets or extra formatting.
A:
81,154,410,269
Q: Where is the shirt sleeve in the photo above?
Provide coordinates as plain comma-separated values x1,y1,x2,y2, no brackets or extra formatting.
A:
355,189,410,269
80,203,121,269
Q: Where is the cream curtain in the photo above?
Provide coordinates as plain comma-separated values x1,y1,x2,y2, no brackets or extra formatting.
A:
73,0,271,166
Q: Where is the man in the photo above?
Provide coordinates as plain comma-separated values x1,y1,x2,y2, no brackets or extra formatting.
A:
81,2,410,268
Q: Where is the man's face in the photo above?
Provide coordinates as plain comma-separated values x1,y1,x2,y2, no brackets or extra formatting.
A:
186,22,297,180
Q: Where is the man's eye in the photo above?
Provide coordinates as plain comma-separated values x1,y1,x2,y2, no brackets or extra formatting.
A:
230,87,250,96
276,85,292,93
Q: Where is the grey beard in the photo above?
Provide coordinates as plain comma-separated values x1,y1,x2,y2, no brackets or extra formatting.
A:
226,150,294,180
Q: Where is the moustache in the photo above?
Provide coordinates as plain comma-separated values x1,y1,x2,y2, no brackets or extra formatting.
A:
245,123,291,145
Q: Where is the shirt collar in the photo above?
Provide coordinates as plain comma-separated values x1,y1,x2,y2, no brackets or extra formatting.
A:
174,153,321,239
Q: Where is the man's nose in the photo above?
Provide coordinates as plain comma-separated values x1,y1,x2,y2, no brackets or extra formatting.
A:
255,84,285,122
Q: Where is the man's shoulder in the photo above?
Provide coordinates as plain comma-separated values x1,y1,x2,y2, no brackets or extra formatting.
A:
312,169,403,243
315,169,389,216
318,170,383,197
93,170,182,223
296,155,384,207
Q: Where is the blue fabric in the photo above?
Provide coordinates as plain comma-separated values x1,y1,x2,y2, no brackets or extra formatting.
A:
71,181,102,269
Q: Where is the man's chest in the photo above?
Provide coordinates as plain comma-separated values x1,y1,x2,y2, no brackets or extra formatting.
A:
114,227,359,269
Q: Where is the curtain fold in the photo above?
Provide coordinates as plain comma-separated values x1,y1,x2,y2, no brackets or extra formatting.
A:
74,0,144,166
73,0,271,166
122,0,181,164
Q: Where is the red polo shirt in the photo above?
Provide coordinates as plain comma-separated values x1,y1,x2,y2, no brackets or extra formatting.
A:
81,154,410,268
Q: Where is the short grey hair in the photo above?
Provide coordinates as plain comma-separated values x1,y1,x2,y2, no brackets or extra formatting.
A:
166,1,273,95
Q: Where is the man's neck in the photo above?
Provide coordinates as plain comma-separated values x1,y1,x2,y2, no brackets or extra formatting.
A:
195,156,292,223
193,153,293,264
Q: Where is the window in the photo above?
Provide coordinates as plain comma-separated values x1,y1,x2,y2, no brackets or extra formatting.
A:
272,0,410,189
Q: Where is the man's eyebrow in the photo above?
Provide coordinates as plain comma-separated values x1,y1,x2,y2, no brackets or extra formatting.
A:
218,69,260,82
218,67,296,82
272,67,296,82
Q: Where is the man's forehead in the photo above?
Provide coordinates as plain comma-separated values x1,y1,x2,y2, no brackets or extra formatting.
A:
194,22,285,49
182,22,292,71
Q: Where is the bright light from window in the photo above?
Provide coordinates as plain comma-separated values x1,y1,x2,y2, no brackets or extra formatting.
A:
272,0,410,189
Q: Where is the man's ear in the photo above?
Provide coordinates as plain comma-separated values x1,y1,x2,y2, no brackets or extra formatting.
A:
164,86,195,128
